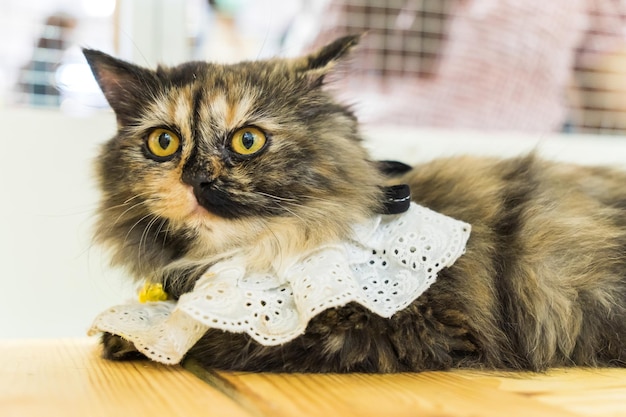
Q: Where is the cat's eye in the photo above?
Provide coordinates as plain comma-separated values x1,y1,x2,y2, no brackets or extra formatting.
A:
146,128,181,160
230,127,267,156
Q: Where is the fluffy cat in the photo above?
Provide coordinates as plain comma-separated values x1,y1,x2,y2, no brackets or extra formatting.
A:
85,35,626,372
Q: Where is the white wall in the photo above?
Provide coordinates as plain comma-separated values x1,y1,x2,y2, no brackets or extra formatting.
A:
117,0,189,66
1,108,625,339
0,109,128,338
362,126,626,168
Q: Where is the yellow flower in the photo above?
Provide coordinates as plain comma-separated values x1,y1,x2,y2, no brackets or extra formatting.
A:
138,282,169,303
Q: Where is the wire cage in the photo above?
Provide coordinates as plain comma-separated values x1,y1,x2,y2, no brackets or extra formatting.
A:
4,0,626,136
0,0,114,111
309,0,626,135
14,13,77,107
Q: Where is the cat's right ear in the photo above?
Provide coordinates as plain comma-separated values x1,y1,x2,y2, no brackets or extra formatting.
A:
295,34,361,87
83,49,158,126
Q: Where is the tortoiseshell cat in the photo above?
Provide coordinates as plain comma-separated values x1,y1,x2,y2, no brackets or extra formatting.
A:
85,35,626,372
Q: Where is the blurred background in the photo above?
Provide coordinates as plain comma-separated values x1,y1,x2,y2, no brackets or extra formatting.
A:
2,0,626,339
4,0,626,133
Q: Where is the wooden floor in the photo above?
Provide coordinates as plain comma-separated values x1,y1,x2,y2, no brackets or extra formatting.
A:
2,339,626,417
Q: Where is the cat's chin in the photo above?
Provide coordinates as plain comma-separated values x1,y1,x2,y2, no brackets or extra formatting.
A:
186,204,216,223
183,206,235,240
181,210,334,273
181,209,265,256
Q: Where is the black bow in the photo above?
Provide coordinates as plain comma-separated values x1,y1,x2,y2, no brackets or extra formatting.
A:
381,184,411,214
376,160,412,214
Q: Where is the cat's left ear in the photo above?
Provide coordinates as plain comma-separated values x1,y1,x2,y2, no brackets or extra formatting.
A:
295,34,360,85
83,49,159,126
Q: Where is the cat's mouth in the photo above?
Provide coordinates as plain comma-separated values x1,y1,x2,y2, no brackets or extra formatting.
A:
188,201,212,218
192,186,241,219
173,185,220,225
180,185,241,226
189,181,273,220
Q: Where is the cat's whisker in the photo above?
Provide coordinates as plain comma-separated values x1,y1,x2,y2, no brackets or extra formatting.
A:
110,199,156,229
274,200,331,224
138,206,171,261
138,214,163,267
123,211,159,250
152,216,173,263
97,199,151,240
256,192,340,223
99,191,155,214
103,200,146,218
256,192,316,218
161,220,173,253
139,214,160,249
255,217,285,267
272,202,308,224
257,191,328,205
257,191,338,226
153,217,169,245
256,192,299,202
123,191,155,205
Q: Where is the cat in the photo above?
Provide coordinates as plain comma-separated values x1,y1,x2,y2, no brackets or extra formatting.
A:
84,35,626,373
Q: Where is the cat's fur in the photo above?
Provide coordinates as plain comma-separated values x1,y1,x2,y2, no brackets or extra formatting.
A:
85,36,626,373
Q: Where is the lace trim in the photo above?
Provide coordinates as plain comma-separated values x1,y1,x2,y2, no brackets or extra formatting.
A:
89,203,471,364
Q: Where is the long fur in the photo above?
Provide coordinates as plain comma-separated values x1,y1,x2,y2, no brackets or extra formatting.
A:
88,36,626,372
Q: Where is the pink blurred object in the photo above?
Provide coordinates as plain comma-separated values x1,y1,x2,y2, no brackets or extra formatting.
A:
311,0,626,132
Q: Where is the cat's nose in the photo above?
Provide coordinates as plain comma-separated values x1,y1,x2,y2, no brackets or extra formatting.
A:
182,170,235,216
182,170,214,189
187,174,217,205
183,171,216,200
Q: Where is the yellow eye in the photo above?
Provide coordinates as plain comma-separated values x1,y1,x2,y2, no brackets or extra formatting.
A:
230,127,267,156
146,128,181,159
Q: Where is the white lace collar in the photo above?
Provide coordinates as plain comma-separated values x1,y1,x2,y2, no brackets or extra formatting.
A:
89,203,471,364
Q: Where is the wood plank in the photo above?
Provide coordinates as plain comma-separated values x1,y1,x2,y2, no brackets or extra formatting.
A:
4,338,626,417
187,364,581,417
457,369,626,417
0,339,251,417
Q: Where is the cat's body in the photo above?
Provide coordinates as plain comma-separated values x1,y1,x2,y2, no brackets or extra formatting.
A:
87,36,626,373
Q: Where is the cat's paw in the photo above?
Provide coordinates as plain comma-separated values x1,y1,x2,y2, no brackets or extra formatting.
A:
100,332,147,361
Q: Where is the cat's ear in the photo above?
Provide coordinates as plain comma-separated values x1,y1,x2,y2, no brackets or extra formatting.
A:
296,34,360,86
83,49,159,125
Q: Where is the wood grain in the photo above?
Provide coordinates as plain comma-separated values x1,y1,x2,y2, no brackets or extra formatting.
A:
459,369,626,417
0,339,250,417
192,369,582,417
3,339,626,417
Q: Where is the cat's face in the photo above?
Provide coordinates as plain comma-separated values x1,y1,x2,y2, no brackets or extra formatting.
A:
85,36,384,280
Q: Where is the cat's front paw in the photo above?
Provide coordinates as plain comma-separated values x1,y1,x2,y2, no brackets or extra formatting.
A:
101,332,147,361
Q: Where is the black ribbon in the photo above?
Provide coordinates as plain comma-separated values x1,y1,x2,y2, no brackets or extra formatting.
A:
375,160,412,214
381,184,411,215
376,160,413,176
